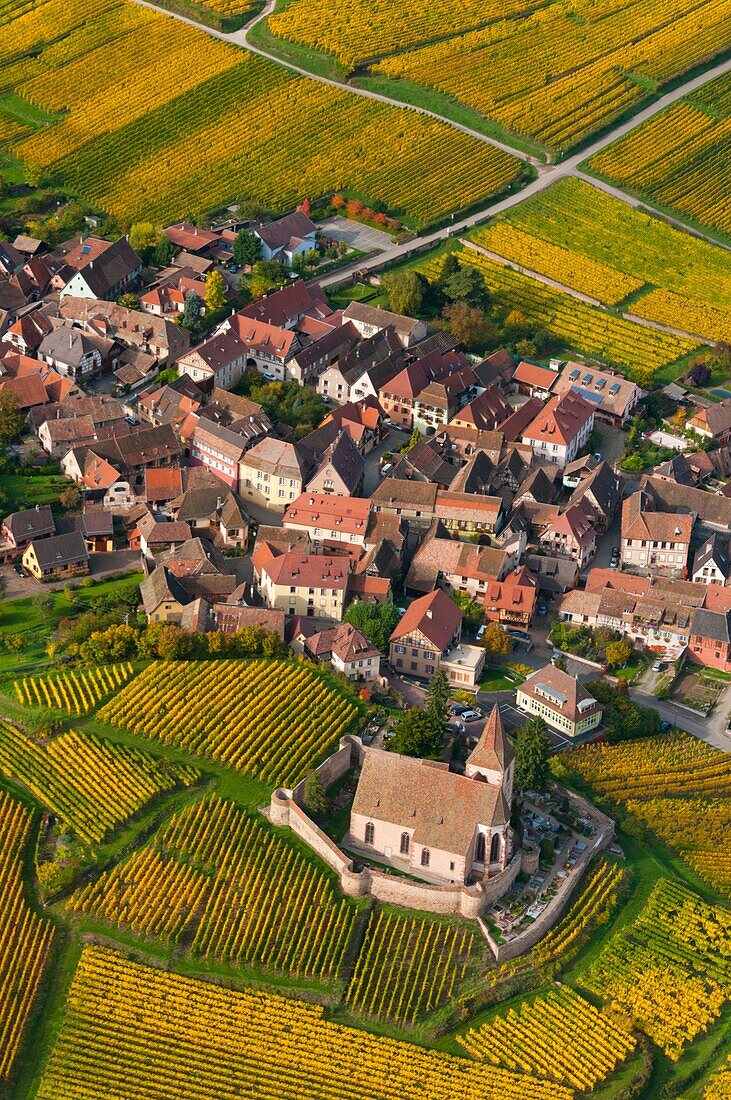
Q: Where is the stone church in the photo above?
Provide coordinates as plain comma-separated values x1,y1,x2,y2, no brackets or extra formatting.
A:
347,705,514,886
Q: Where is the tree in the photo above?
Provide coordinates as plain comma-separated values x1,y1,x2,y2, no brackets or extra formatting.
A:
129,222,160,259
232,229,262,267
59,484,81,511
303,770,328,817
303,248,320,268
441,301,495,352
344,600,399,652
382,270,425,316
153,234,176,266
514,717,551,792
204,269,227,314
181,291,203,329
401,425,421,453
4,632,26,655
480,621,511,657
450,590,484,633
425,669,449,740
118,292,141,310
605,640,633,669
440,265,490,309
389,707,442,759
0,392,23,448
249,260,287,300
587,679,661,744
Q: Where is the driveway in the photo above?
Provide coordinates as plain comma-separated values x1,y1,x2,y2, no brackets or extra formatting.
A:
317,216,395,255
363,428,406,495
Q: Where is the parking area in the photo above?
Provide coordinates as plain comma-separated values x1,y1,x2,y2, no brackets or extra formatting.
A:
317,215,395,254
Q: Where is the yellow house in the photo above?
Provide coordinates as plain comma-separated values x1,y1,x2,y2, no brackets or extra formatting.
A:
22,531,90,582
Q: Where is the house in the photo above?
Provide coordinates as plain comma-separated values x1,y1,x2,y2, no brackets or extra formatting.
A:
688,608,731,672
238,437,312,512
169,486,249,550
552,363,642,427
412,365,478,435
516,666,602,739
306,431,364,497
283,492,371,551
434,490,505,537
37,327,104,380
317,326,403,405
405,531,513,595
513,361,558,398
135,512,192,557
319,395,387,454
39,414,97,458
258,551,350,622
691,535,729,586
389,588,485,689
568,461,622,534
177,314,298,389
190,420,250,491
687,399,731,445
2,310,53,355
139,275,208,317
58,297,189,365
390,438,455,488
287,322,360,386
139,565,193,623
59,236,142,300
239,281,333,332
640,475,731,535
305,623,380,681
163,223,219,255
22,530,90,581
76,507,114,553
211,604,286,637
253,211,318,264
621,490,693,576
448,387,512,432
479,567,538,628
0,371,50,411
537,505,596,567
342,301,427,348
370,479,439,533
377,349,464,429
521,390,595,467
347,707,513,884
1,505,55,553
525,553,579,596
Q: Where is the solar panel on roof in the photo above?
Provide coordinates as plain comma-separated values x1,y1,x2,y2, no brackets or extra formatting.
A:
81,245,91,255
568,369,580,379
609,383,620,393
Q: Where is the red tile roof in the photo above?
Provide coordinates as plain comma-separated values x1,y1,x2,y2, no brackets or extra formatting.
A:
390,588,462,651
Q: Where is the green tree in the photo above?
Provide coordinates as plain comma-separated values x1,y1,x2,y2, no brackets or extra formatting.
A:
153,234,177,266
232,229,262,267
441,265,490,310
605,640,633,669
181,291,203,329
303,248,320,269
0,392,23,448
129,222,160,260
249,260,287,299
344,600,400,652
382,270,425,316
514,717,551,792
389,707,442,759
425,669,449,740
450,590,484,633
118,292,141,310
481,621,511,657
4,633,26,655
204,269,227,314
303,770,328,817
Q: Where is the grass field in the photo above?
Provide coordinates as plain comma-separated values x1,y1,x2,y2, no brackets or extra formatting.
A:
0,0,524,229
467,178,731,344
588,71,731,239
268,0,731,153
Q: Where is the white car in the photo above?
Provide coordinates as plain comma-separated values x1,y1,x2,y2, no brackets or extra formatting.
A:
461,709,482,722
380,463,393,478
476,624,486,641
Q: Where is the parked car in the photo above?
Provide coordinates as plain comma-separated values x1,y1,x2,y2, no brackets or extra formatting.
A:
610,553,620,569
380,463,393,478
660,721,671,732
652,660,664,673
476,624,486,641
461,709,482,722
593,452,602,461
537,601,548,616
450,704,468,715
451,720,467,734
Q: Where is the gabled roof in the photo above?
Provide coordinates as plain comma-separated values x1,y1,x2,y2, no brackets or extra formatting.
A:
513,361,558,390
352,747,508,853
390,588,461,651
309,430,364,492
3,505,55,540
140,565,191,614
284,492,370,534
691,607,731,645
522,390,594,447
693,534,729,577
254,211,317,251
29,530,88,567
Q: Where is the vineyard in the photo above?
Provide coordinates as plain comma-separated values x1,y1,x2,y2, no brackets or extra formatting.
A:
458,987,636,1090
554,731,731,894
36,946,571,1100
99,659,358,785
268,0,731,151
0,722,199,845
530,857,625,970
0,0,523,228
14,663,135,714
68,795,356,981
589,72,731,236
0,791,54,1083
418,248,697,382
582,879,731,1059
468,179,731,343
345,908,475,1024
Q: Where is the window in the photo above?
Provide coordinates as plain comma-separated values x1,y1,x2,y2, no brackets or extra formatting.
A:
364,822,374,844
449,861,454,871
400,832,410,855
421,849,430,867
410,661,417,671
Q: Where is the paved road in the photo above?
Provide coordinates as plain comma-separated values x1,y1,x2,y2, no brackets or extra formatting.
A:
631,688,731,753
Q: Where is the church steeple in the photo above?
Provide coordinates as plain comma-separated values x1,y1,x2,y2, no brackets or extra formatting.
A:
465,705,515,801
